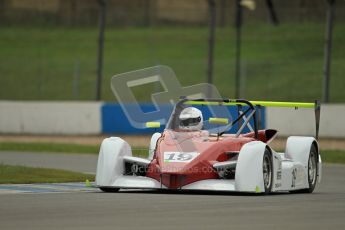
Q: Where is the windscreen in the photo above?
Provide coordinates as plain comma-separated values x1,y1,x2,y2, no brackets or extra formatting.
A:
110,65,232,130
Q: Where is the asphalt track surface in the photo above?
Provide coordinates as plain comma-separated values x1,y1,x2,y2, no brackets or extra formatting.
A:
0,151,345,230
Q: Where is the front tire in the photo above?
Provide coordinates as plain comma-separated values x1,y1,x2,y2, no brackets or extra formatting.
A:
263,149,273,194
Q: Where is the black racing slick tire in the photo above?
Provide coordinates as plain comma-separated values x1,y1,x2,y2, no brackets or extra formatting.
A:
294,144,319,194
263,149,273,195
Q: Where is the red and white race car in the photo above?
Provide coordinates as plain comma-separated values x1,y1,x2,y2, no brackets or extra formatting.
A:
96,98,321,194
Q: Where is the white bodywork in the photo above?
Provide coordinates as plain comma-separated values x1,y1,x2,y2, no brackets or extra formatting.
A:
148,132,161,160
96,137,166,189
96,136,321,193
96,137,131,187
235,141,267,192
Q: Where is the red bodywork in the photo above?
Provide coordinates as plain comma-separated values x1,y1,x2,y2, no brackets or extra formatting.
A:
146,129,277,189
146,130,256,189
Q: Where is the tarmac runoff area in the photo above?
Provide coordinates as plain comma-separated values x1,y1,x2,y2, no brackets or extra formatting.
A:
0,151,344,230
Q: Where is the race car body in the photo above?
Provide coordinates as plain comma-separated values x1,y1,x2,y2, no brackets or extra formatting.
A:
96,98,321,194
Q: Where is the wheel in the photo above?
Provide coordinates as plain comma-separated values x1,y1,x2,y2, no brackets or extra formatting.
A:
290,144,318,194
303,144,319,193
99,187,120,193
306,144,318,193
263,149,273,194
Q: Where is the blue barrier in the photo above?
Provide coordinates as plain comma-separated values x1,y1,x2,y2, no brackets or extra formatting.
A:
101,103,170,134
101,103,265,134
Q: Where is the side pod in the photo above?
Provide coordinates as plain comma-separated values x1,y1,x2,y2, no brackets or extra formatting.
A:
96,137,132,187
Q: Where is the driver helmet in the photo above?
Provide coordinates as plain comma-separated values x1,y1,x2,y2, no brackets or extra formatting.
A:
178,107,203,131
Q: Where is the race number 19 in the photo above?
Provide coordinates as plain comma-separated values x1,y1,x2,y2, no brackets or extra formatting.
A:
164,152,200,163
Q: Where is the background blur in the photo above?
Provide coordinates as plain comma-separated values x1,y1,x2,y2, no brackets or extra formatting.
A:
0,0,344,102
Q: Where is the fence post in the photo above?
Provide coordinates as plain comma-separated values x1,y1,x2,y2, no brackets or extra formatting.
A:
207,0,216,98
234,0,242,99
322,0,335,103
96,0,107,101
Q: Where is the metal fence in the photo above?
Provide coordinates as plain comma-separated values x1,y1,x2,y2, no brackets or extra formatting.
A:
1,0,344,26
0,0,344,102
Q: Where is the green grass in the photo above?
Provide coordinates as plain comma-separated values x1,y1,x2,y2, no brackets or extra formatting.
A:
0,141,344,164
320,150,345,164
0,163,94,184
0,23,344,102
0,142,148,157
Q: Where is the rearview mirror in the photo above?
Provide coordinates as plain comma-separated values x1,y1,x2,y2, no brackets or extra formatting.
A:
145,122,161,128
209,117,229,125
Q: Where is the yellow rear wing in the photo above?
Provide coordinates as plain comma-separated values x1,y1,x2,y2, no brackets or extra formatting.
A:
183,98,321,139
185,100,315,108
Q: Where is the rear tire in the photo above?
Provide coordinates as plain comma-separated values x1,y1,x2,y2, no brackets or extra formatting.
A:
99,187,120,193
263,149,273,195
291,144,318,194
303,144,318,193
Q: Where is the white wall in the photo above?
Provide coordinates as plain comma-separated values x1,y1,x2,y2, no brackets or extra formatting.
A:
0,101,102,135
0,101,343,137
266,104,345,138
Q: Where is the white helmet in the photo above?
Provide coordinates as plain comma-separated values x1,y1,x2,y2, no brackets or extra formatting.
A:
178,107,203,131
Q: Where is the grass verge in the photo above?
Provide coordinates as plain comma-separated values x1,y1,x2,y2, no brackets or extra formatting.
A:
0,141,148,157
0,164,94,184
320,150,345,164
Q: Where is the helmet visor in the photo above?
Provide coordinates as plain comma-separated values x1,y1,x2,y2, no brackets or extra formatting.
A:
179,117,201,127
